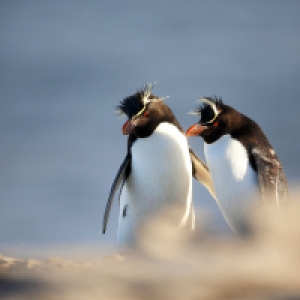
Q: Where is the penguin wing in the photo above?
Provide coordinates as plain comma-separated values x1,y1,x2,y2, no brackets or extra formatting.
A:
189,148,216,199
252,148,289,205
102,153,131,234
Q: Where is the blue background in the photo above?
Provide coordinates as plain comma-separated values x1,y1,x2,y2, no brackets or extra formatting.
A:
1,1,299,249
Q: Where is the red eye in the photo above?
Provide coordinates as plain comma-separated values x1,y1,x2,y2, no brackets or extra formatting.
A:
143,111,149,117
213,122,219,127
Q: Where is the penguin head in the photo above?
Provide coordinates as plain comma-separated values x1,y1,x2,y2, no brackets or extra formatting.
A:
117,84,177,138
186,97,230,143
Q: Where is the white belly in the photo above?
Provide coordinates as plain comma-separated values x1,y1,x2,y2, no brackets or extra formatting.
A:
118,122,193,250
204,135,260,233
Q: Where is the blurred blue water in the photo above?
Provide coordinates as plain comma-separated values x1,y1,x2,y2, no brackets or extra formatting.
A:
1,1,300,248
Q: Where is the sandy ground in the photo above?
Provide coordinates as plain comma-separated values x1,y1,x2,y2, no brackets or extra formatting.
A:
1,202,300,300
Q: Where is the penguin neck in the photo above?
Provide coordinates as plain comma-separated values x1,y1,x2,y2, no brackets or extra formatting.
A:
130,122,189,162
127,119,183,150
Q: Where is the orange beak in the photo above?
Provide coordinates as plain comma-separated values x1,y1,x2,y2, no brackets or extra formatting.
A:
122,119,137,135
186,123,207,136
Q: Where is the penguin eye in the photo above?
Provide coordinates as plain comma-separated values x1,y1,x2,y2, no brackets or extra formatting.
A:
143,111,149,117
213,122,219,127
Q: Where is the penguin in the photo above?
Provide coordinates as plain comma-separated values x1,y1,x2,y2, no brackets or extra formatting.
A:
102,84,215,250
186,97,289,234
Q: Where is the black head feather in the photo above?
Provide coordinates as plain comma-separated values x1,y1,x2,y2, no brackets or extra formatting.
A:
194,96,223,125
117,84,160,119
117,93,144,119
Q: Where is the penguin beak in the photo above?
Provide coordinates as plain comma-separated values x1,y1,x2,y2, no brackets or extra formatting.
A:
186,123,207,136
122,118,137,135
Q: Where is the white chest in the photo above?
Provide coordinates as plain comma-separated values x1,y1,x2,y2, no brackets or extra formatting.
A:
204,135,259,231
118,122,194,249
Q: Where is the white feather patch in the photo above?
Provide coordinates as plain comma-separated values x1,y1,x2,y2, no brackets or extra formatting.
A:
204,135,260,233
117,122,194,249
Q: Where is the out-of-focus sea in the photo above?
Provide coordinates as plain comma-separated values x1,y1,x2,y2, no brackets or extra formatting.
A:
1,1,300,254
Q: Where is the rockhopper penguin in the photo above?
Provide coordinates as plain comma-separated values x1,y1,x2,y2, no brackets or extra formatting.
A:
102,84,215,250
186,97,289,234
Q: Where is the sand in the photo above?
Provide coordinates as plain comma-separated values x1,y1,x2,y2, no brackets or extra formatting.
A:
1,202,300,300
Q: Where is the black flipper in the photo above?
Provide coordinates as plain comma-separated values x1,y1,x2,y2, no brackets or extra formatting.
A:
251,148,289,205
102,153,131,234
189,148,216,199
